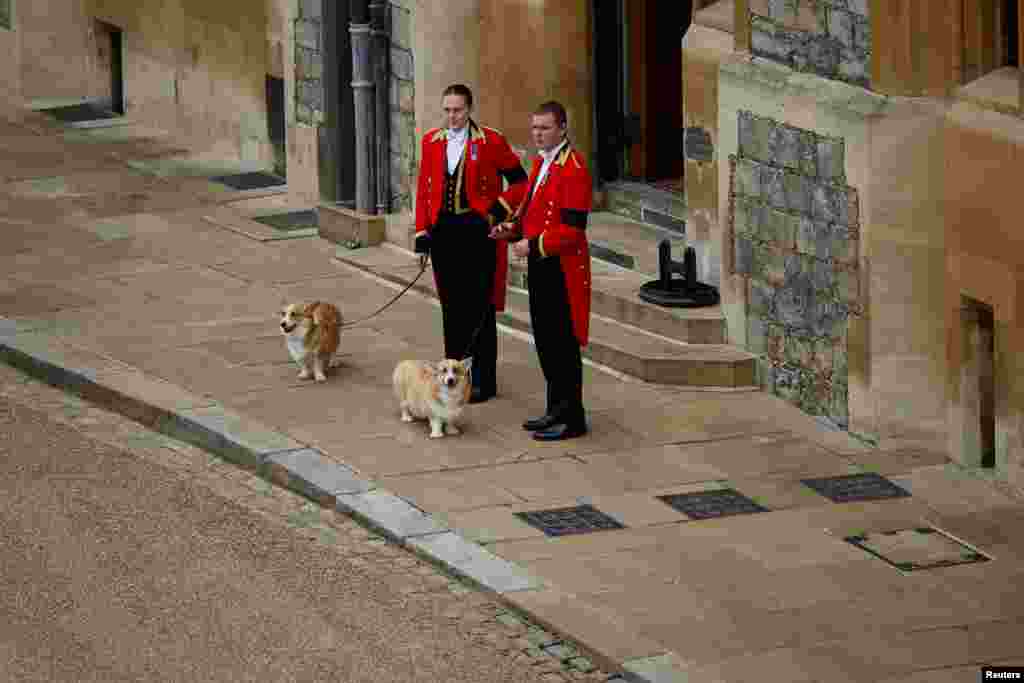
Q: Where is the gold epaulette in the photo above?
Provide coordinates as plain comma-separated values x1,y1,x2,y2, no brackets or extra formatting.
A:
555,145,573,166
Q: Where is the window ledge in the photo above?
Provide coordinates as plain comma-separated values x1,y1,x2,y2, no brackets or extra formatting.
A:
957,67,1021,117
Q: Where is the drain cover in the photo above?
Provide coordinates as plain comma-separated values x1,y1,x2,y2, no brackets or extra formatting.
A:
515,504,625,537
658,488,769,520
42,102,119,123
252,209,319,232
801,472,910,503
845,527,990,572
210,171,286,191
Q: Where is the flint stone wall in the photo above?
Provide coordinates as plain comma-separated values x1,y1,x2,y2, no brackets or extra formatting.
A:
749,0,871,89
729,109,863,429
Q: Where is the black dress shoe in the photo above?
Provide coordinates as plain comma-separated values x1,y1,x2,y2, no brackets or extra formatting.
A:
469,387,496,404
532,422,588,441
522,414,558,431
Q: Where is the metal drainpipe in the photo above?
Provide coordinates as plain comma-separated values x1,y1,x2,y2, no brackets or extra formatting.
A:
370,0,391,215
350,0,376,214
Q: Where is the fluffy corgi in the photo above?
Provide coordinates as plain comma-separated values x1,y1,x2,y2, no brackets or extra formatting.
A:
392,357,472,438
279,301,342,382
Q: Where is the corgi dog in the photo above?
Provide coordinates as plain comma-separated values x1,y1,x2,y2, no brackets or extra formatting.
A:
392,357,473,438
279,301,342,382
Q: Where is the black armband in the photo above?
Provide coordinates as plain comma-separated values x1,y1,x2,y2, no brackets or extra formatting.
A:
560,208,589,229
499,165,528,184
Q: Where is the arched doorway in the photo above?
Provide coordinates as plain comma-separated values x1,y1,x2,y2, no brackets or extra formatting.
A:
593,0,692,191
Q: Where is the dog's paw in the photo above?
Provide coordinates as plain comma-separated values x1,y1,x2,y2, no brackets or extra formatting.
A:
444,424,461,436
400,414,414,423
298,369,312,380
314,373,327,383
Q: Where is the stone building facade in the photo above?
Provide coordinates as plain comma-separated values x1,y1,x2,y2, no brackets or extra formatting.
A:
687,0,1024,489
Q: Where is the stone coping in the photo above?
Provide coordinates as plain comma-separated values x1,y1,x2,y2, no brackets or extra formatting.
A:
721,53,891,118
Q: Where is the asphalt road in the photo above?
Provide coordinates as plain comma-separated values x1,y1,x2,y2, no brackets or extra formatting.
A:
0,365,608,682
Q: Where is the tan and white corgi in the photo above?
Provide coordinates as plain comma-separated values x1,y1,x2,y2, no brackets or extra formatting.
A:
279,301,342,382
392,357,473,438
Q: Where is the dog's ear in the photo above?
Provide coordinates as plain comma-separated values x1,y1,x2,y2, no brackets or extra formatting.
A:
461,356,473,374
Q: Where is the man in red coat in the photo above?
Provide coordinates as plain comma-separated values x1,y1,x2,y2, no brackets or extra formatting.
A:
493,101,592,441
413,84,529,403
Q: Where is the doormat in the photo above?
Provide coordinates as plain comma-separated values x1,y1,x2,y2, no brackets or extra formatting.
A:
515,504,625,537
658,488,769,520
209,171,286,191
42,102,119,124
252,209,319,232
800,472,910,503
844,526,990,572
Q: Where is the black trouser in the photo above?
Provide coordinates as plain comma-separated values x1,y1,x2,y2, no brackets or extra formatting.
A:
430,211,498,393
528,252,585,427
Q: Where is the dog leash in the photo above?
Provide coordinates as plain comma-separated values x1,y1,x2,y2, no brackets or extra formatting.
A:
339,257,429,329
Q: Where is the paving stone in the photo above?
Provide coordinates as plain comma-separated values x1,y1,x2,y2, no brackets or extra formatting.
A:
622,652,693,683
337,489,448,541
163,404,303,469
409,531,540,593
268,447,373,500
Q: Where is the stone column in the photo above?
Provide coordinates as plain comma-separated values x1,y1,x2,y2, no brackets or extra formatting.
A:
371,0,391,214
350,0,376,214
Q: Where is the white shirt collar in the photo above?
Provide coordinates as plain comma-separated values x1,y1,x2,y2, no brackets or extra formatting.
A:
447,125,469,142
540,139,567,163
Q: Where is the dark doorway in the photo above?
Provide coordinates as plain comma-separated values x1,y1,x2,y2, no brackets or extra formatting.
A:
961,297,996,468
92,20,125,116
109,26,125,115
266,75,286,178
593,0,626,184
1005,0,1019,67
320,0,356,207
593,0,691,188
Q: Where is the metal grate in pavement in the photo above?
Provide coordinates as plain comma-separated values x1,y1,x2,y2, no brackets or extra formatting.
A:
515,504,625,537
252,209,319,232
658,488,769,520
801,472,910,503
209,171,286,191
41,102,119,123
844,526,990,572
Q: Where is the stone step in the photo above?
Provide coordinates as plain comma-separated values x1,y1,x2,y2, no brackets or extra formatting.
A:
500,288,755,387
600,180,688,235
509,256,727,345
332,245,756,388
585,210,688,276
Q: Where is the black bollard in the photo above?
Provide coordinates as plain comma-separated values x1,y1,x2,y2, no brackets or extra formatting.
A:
638,240,720,308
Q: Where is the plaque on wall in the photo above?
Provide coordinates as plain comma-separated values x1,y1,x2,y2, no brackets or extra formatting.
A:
684,126,714,162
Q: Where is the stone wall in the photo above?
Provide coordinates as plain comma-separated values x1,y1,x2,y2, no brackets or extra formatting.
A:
294,0,323,127
749,0,870,89
389,0,415,212
729,110,862,429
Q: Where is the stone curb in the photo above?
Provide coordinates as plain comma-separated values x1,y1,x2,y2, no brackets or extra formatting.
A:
0,318,683,681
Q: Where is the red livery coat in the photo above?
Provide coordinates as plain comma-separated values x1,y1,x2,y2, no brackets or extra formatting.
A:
518,144,593,346
414,120,528,311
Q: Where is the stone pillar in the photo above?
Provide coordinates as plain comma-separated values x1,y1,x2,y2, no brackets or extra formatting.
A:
350,0,376,214
371,0,391,214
